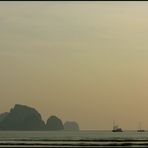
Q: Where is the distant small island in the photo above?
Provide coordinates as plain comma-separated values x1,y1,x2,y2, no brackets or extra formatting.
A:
0,104,80,131
46,115,64,130
64,121,79,131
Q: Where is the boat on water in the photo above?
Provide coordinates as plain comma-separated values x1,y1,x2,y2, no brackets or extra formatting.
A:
137,129,145,132
112,121,123,132
137,122,145,132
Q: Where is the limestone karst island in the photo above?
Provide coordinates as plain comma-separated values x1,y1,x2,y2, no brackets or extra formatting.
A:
0,104,80,131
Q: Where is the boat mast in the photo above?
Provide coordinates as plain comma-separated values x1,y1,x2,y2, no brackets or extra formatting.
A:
139,122,142,130
113,120,115,128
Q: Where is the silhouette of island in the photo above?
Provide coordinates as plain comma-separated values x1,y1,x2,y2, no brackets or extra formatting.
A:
64,121,79,131
0,104,45,130
46,115,64,130
0,104,78,131
0,112,8,122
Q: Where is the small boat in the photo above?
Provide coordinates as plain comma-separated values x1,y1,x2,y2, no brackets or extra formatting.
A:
137,129,145,132
137,122,145,132
112,121,123,132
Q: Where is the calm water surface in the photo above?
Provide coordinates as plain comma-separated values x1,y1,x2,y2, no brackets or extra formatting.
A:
0,131,148,147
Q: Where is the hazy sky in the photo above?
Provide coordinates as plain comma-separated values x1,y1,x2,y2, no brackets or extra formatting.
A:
1,2,148,130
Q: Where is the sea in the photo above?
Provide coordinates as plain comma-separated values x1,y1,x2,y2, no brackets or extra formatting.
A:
0,130,148,147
